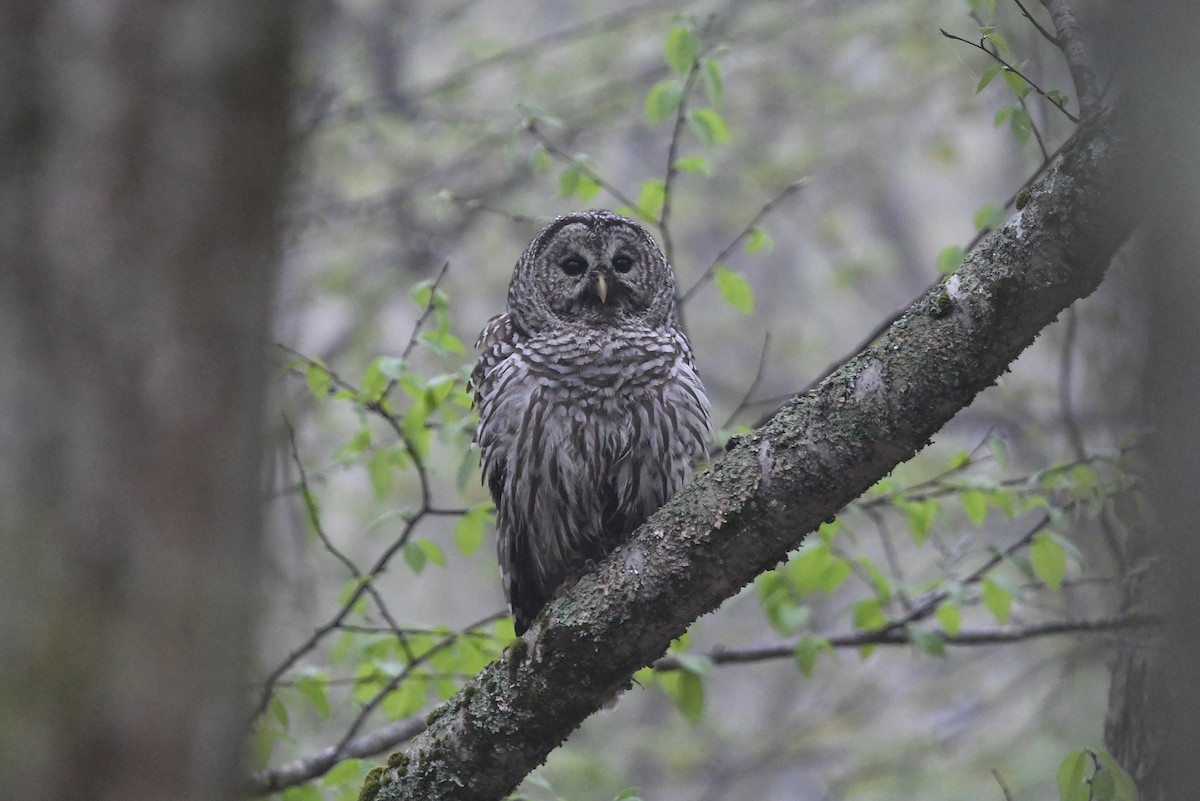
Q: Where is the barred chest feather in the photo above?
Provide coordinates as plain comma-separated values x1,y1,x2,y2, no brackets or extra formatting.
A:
473,314,712,635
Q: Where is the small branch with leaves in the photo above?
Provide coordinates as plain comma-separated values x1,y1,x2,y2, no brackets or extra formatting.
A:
941,28,1080,123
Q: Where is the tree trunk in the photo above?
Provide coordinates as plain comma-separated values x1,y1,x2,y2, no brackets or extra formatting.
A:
0,4,291,800
1104,2,1200,798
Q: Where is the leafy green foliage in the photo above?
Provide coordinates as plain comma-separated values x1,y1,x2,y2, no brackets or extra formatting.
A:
713,266,754,314
665,26,700,76
686,108,731,147
1058,749,1138,801
937,244,965,274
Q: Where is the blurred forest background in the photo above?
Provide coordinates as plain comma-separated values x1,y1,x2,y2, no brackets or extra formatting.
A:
261,1,1141,800
4,1,1172,801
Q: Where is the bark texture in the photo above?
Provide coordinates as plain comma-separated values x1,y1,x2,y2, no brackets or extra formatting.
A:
0,3,290,800
367,117,1131,801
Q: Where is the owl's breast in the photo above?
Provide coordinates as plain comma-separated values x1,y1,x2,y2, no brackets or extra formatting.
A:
521,327,677,405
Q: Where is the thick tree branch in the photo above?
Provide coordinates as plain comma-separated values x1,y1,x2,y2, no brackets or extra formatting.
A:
366,116,1131,801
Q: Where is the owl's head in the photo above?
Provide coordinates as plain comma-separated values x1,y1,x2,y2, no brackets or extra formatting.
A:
506,210,678,333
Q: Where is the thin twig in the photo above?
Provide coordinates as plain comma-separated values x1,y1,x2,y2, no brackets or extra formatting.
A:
252,356,445,724
1009,0,1060,46
991,768,1016,801
659,59,704,265
659,14,717,266
329,612,505,764
1018,92,1052,161
248,717,427,795
525,122,641,212
652,614,1156,671
438,193,544,226
402,259,451,361
680,179,807,304
719,332,772,431
283,416,416,663
1058,307,1087,460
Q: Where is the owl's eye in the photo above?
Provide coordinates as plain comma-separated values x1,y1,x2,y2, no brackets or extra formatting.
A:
560,256,587,277
612,254,634,273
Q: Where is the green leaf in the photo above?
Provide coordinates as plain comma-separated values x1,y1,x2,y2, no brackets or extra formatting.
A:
1057,749,1090,801
382,677,428,720
937,245,965,275
898,498,939,545
305,362,331,401
857,556,892,604
909,629,946,658
559,163,601,201
334,428,371,464
659,669,705,724
976,63,1004,93
419,329,466,356
962,491,988,527
614,788,643,801
820,558,852,594
980,27,1012,55
702,58,724,106
323,759,366,787
636,179,666,223
1092,765,1117,801
367,449,392,500
404,541,427,574
282,784,322,801
981,577,1013,622
559,164,579,197
987,435,1008,468
793,635,830,677
714,266,754,314
578,174,601,201
454,503,491,557
746,226,773,254
409,279,434,309
296,674,331,719
973,202,1006,232
1031,531,1067,591
1095,750,1139,801
361,358,388,401
936,602,961,636
947,449,971,471
1002,70,1032,97
673,155,712,176
675,654,715,677
1008,106,1032,144
528,142,551,174
853,598,887,632
645,80,683,125
269,695,289,729
665,26,700,75
517,101,562,129
785,542,830,595
817,518,841,544
404,539,445,575
686,108,731,147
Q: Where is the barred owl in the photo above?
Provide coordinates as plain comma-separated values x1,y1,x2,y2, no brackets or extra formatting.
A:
471,209,712,635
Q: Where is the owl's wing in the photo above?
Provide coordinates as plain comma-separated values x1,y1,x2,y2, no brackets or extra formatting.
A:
471,314,543,634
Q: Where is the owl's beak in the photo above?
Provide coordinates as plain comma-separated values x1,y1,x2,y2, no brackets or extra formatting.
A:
594,273,608,304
